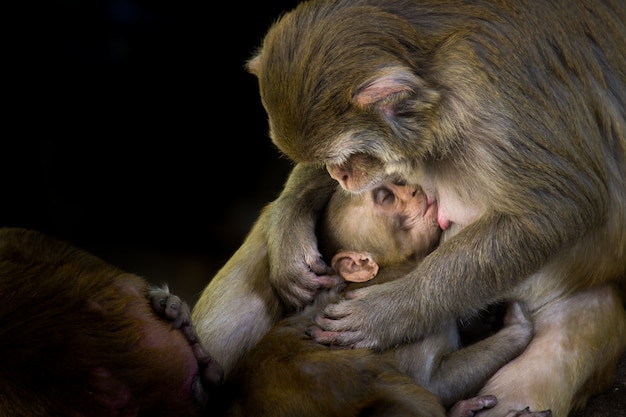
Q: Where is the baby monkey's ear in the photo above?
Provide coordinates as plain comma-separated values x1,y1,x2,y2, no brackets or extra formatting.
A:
331,250,379,283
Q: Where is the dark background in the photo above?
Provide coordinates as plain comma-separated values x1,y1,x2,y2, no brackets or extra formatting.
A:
3,1,624,413
3,0,301,305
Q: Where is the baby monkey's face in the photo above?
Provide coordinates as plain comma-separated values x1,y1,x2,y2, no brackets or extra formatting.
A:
328,179,441,267
366,181,441,263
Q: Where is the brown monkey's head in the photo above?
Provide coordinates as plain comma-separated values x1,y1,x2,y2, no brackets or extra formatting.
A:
319,179,441,267
248,0,441,193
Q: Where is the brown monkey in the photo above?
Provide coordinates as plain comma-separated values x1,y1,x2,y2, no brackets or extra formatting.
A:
0,227,222,417
243,1,626,416
193,179,438,379
214,181,547,417
221,295,540,417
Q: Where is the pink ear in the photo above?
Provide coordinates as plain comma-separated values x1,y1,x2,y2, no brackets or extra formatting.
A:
353,76,410,107
353,67,419,107
331,251,379,282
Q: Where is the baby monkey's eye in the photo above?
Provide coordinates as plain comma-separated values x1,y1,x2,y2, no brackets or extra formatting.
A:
373,187,395,206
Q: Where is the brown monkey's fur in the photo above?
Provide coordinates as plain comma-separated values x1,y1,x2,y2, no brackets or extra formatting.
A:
239,1,626,416
0,227,221,417
193,180,439,379
213,182,547,417
220,290,543,417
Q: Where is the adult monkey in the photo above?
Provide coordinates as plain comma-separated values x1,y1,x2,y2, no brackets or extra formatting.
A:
244,0,626,416
0,227,222,417
216,180,545,417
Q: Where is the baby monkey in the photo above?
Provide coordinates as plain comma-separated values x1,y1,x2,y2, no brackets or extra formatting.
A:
217,180,548,417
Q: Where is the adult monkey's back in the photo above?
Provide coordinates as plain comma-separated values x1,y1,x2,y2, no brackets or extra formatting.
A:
246,0,626,416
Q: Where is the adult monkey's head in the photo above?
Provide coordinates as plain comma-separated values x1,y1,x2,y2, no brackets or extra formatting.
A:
247,0,441,193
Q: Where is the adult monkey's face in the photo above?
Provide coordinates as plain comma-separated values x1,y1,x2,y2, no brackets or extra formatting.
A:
247,1,441,193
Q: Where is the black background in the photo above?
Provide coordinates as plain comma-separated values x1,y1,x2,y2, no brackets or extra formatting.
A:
3,0,301,305
3,3,625,413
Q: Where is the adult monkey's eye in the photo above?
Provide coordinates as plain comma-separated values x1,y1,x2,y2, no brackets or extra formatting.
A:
373,187,395,206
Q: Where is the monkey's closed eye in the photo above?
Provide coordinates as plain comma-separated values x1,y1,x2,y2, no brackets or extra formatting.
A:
373,187,395,206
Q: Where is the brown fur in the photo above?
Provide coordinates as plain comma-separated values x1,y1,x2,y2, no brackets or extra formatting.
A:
217,279,544,417
196,183,548,416
0,227,211,417
241,1,626,416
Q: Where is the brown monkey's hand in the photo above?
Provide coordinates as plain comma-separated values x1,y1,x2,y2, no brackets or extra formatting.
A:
149,285,190,328
266,215,339,308
449,396,551,417
448,395,498,417
269,246,340,308
149,286,224,386
308,280,422,349
266,171,343,308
